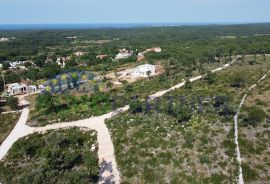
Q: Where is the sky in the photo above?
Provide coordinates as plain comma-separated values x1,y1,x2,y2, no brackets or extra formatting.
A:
0,0,270,24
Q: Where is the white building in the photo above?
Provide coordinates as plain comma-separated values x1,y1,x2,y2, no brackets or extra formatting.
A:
27,85,38,93
115,49,133,60
5,83,27,96
0,38,9,42
74,51,86,56
146,47,162,53
5,83,37,96
119,64,156,78
56,56,71,67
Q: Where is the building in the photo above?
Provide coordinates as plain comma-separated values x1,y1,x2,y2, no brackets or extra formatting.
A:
137,52,145,62
115,49,133,60
56,56,71,67
74,51,86,56
0,38,9,42
118,64,156,78
5,83,37,96
5,83,27,96
137,47,162,62
27,85,38,93
96,54,108,59
146,47,162,53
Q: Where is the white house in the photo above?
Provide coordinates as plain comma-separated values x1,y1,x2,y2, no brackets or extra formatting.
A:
0,38,9,42
56,56,71,67
136,64,156,77
118,64,156,78
115,49,133,60
5,83,27,96
146,47,162,53
5,83,37,96
27,85,37,93
74,51,86,56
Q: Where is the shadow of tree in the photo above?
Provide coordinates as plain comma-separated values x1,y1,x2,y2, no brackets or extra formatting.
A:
99,159,115,184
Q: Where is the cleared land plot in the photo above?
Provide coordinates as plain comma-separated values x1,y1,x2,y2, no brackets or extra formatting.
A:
106,56,270,183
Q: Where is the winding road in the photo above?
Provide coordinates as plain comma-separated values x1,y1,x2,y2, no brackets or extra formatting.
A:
0,55,248,184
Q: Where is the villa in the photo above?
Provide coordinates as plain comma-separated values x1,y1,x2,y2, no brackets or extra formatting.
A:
5,83,37,96
118,64,156,79
74,51,86,56
56,56,71,67
115,49,133,60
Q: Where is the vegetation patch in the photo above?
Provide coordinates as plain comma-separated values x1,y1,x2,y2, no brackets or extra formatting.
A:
0,128,99,184
0,113,19,144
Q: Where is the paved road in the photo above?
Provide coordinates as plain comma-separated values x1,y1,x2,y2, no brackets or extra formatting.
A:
0,56,240,184
0,108,32,160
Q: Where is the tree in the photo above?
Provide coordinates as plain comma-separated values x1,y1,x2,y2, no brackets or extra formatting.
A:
231,73,247,88
6,96,18,110
129,99,144,114
2,63,10,70
244,106,266,126
35,93,55,113
164,63,170,76
34,60,45,68
146,70,151,77
125,84,133,93
205,72,217,85
185,80,192,89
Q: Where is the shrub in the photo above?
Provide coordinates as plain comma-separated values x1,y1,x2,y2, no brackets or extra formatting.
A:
205,72,217,84
244,106,266,126
6,96,18,110
231,73,247,88
129,99,144,114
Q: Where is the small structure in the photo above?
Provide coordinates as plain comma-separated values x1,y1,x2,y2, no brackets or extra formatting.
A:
27,85,37,93
74,51,86,56
0,38,9,42
56,56,71,67
96,54,108,60
137,53,145,62
118,64,156,79
146,47,162,53
115,49,133,60
5,83,27,96
5,83,37,96
137,47,162,62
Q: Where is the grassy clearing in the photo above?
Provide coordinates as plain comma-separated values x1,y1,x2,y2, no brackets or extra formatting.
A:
0,128,99,184
0,113,19,145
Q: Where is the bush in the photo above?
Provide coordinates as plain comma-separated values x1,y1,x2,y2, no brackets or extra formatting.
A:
129,99,144,114
35,93,54,111
6,96,18,110
0,129,99,184
231,74,247,88
244,106,266,126
205,72,217,84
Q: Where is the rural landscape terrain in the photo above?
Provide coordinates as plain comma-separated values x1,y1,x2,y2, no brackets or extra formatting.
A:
0,23,270,183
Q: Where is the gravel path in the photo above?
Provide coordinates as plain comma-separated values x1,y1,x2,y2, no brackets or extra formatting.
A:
234,71,270,184
0,57,239,184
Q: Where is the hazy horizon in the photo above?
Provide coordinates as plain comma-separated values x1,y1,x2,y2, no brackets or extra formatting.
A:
1,0,270,25
1,22,270,30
